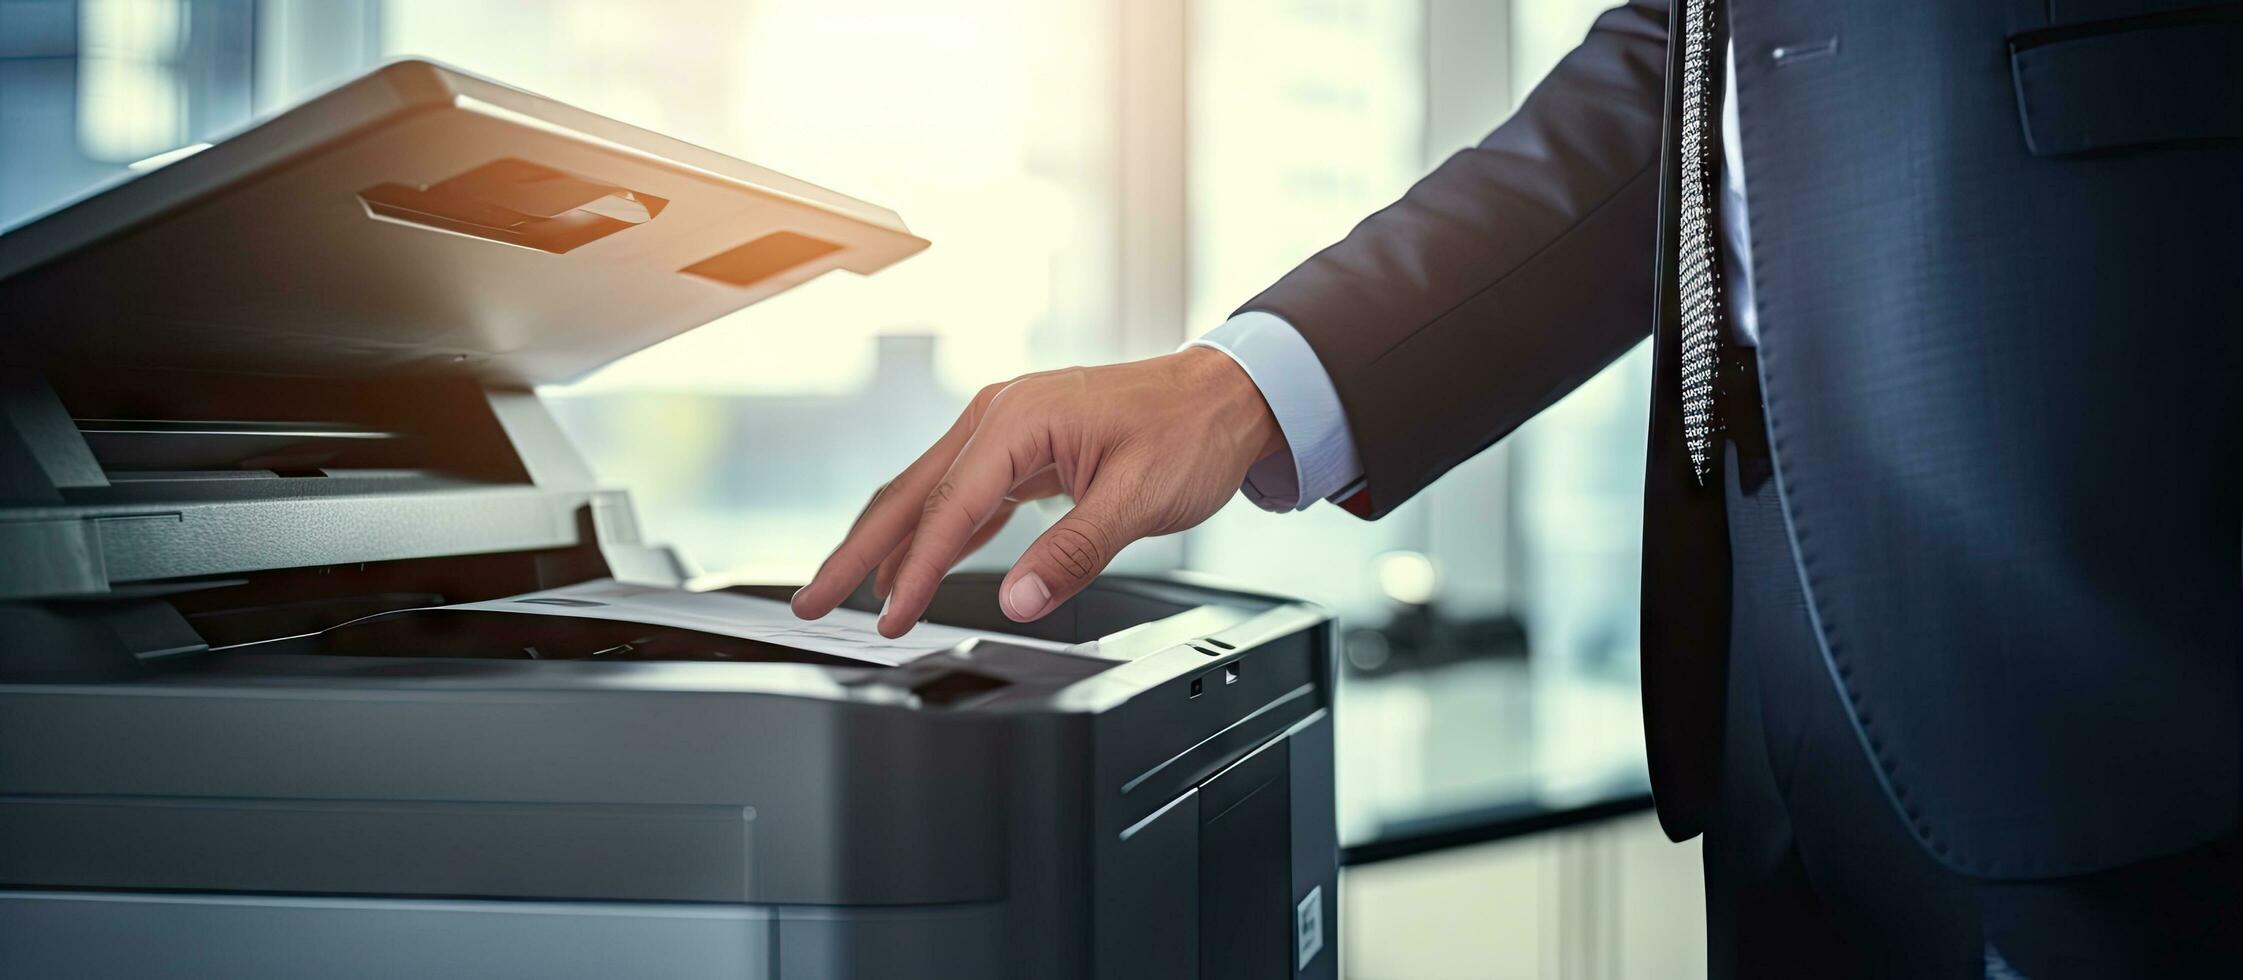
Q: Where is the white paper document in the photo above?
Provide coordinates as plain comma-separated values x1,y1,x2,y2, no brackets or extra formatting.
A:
430,578,1058,666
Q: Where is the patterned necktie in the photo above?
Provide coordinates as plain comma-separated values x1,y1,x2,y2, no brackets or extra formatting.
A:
1676,0,1724,485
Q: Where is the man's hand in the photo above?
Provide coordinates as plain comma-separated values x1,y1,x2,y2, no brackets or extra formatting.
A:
790,347,1286,636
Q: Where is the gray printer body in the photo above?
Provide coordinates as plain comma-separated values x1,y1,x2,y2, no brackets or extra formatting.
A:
0,61,1338,980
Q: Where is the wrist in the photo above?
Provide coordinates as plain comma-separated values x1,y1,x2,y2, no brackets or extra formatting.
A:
1177,346,1287,462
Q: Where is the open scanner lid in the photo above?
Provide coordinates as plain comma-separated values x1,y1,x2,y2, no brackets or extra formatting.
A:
0,59,929,385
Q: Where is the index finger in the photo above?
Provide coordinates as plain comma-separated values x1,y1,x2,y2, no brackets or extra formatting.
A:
790,407,979,619
876,419,1050,636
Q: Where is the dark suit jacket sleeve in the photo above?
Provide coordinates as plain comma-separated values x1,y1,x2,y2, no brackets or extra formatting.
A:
1236,1,1670,519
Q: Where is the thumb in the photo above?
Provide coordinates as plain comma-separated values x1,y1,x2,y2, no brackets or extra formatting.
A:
1002,486,1145,622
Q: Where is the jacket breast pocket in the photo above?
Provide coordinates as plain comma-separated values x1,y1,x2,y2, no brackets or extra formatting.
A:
2007,3,2243,156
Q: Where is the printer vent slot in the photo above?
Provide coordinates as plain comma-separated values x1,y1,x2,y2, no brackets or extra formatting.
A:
77,418,412,477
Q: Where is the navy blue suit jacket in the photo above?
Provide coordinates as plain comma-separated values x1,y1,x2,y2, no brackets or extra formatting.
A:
1240,0,2242,879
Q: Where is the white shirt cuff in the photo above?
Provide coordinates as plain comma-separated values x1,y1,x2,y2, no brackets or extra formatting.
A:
1185,311,1366,512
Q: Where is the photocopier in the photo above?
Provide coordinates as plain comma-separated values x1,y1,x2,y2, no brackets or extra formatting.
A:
0,61,1338,980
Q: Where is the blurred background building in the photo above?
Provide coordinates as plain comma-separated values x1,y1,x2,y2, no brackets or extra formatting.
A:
0,1,1701,975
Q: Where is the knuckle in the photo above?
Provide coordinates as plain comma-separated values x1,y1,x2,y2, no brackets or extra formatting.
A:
985,379,1029,411
923,480,960,517
1041,520,1110,580
970,380,1022,421
1045,366,1091,397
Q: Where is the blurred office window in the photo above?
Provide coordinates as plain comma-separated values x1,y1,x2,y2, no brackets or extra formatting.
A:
1505,0,1655,684
76,0,190,160
0,0,255,229
1493,0,1656,839
1181,0,1428,628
